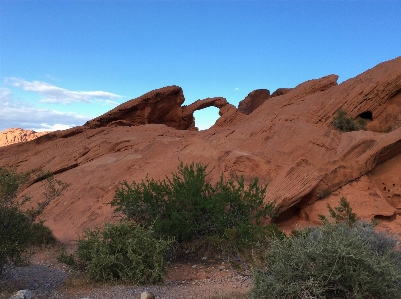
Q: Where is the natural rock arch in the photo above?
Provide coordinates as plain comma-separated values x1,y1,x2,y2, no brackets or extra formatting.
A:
192,106,220,130
85,86,237,131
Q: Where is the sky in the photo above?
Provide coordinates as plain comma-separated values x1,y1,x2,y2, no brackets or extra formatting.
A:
1,0,400,132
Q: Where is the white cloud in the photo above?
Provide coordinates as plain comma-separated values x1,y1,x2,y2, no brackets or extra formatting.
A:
5,77,122,104
104,99,121,106
34,123,73,132
234,87,239,91
0,88,90,132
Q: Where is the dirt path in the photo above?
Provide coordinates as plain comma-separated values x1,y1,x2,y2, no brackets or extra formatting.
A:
0,248,252,299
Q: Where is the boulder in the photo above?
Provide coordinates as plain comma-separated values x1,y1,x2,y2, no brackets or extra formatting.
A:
9,290,32,299
141,291,155,299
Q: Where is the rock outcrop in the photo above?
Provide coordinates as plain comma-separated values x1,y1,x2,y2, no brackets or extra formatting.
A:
1,56,401,243
84,86,236,131
271,88,292,97
0,128,48,147
238,89,270,115
85,86,190,130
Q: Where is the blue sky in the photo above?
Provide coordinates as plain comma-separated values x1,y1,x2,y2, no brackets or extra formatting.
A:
1,1,400,132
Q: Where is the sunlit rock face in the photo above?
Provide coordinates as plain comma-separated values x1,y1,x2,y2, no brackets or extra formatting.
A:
0,128,48,147
1,56,401,243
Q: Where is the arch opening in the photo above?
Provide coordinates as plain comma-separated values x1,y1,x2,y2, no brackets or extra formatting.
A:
193,106,220,130
359,111,373,121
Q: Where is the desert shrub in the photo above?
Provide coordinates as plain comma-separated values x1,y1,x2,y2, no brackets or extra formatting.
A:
0,207,56,273
318,196,359,226
332,109,366,132
57,248,76,267
0,167,56,274
250,221,401,299
0,206,33,271
29,221,57,246
75,222,173,284
111,162,276,243
26,169,70,220
0,167,29,209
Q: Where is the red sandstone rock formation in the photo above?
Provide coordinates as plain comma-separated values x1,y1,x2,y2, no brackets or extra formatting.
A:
238,89,270,115
85,86,190,129
271,88,292,97
1,57,400,243
0,128,48,147
85,86,236,131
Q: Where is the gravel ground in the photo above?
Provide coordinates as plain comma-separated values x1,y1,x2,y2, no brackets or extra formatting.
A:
1,262,67,298
0,249,252,299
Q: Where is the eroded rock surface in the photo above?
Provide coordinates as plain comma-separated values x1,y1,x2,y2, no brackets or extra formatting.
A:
1,56,401,242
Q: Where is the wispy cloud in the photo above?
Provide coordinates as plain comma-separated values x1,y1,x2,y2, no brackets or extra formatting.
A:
104,99,121,106
234,87,239,91
5,77,122,104
34,123,73,132
0,88,12,104
0,88,89,131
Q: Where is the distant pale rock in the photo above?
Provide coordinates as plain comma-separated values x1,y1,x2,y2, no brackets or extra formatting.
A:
0,128,48,147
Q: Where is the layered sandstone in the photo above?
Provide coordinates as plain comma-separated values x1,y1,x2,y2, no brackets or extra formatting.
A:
1,57,400,243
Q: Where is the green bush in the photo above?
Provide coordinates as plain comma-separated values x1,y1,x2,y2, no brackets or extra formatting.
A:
250,221,401,299
0,206,56,273
0,167,29,208
29,221,57,246
0,206,33,271
26,169,70,220
332,109,366,132
111,162,276,242
75,222,173,284
0,167,56,274
57,248,76,267
318,196,359,226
